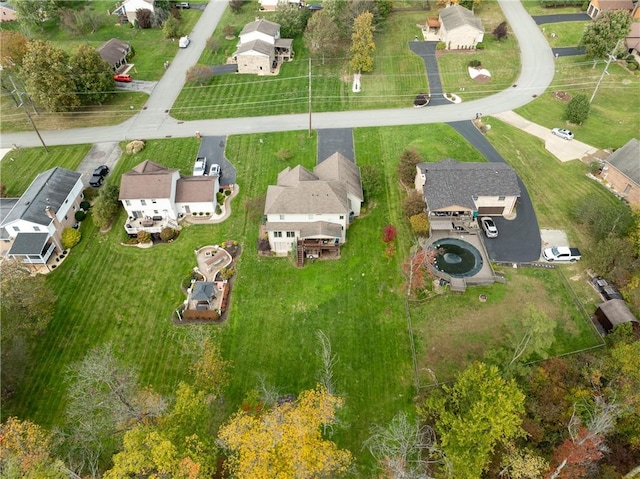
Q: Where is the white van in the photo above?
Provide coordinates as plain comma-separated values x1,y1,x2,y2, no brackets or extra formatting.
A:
179,36,190,48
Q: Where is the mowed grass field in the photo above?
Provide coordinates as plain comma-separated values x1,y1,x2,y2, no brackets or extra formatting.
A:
4,121,605,474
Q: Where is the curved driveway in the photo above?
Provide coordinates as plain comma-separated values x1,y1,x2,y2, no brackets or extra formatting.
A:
0,0,556,148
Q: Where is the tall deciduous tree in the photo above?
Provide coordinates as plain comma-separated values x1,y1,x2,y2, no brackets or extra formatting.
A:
190,337,230,396
420,362,526,479
69,45,113,106
12,0,60,32
580,10,631,60
304,9,343,63
273,2,311,38
397,147,424,185
22,40,80,112
217,385,352,478
163,14,183,39
59,7,104,42
0,417,69,478
229,0,244,14
91,184,120,229
508,305,557,366
350,12,375,73
0,31,28,70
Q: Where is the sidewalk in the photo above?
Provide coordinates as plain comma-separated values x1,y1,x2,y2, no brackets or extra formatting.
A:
493,111,600,163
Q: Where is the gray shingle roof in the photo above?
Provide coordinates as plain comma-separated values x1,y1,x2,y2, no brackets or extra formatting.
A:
1,167,81,227
277,165,318,186
119,160,178,200
418,159,520,211
439,4,483,32
265,220,342,238
175,177,217,203
598,299,638,326
191,281,216,301
240,18,280,37
264,181,348,215
8,232,49,256
235,39,274,57
0,198,19,240
96,38,129,66
606,138,640,185
314,152,363,202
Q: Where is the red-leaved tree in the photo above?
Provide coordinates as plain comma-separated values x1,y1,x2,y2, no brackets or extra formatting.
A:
382,224,397,243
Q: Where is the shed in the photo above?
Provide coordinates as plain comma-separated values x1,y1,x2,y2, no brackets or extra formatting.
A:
594,299,639,333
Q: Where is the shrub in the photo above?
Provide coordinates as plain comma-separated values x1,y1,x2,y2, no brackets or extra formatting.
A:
628,61,638,71
160,227,177,242
435,42,446,50
382,224,397,243
403,191,426,218
92,184,120,229
224,189,232,196
80,201,90,210
566,93,590,124
397,148,424,185
360,164,382,200
469,59,481,68
221,241,227,249
475,42,485,50
125,140,145,154
62,227,81,249
137,230,151,243
276,148,293,161
217,192,225,205
216,205,222,215
220,267,235,280
222,24,235,38
492,21,508,40
410,213,430,236
74,210,86,222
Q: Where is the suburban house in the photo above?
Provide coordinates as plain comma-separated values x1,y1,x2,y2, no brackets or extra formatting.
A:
415,159,520,232
113,0,154,25
601,138,640,205
119,160,219,234
259,0,302,11
626,22,640,59
0,167,83,267
438,4,484,50
263,152,363,263
233,19,294,74
97,39,131,72
586,0,634,19
0,3,17,22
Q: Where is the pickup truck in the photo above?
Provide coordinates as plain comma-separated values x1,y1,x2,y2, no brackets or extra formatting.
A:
543,246,581,262
192,157,207,176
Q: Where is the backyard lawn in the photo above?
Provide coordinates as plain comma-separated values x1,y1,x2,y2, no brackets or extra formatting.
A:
516,57,640,149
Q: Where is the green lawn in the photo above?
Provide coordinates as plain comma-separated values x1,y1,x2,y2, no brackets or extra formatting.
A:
515,57,640,149
521,0,584,16
542,21,588,48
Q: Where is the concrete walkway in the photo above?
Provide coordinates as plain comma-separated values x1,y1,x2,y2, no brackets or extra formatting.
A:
493,111,598,162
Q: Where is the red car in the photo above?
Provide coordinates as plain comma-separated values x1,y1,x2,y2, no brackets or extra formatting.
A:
113,74,132,83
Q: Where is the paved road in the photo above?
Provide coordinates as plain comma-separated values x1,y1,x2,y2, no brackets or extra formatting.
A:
0,0,556,148
448,121,541,262
408,41,450,106
532,13,590,25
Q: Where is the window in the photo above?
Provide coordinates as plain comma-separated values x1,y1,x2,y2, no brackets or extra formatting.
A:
64,215,68,220
34,226,41,232
279,215,285,220
274,231,282,238
152,199,157,204
13,226,20,232
498,196,505,201
141,200,147,206
125,200,131,206
339,215,344,220
286,231,295,238
73,205,77,211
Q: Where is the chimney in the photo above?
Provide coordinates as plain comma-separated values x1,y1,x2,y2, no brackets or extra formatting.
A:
45,206,64,251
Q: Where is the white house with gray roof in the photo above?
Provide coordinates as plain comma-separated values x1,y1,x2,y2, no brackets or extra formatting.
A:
1,167,83,266
233,19,293,74
264,152,363,257
415,159,520,232
438,4,484,50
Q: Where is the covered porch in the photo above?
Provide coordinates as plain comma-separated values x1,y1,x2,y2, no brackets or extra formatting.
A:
7,232,57,267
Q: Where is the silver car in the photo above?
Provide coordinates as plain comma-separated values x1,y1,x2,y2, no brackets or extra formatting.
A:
551,128,574,140
480,216,498,238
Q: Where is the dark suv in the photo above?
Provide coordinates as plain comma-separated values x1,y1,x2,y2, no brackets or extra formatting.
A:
89,165,109,187
89,175,104,187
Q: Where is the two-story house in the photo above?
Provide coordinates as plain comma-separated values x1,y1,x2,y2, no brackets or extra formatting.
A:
601,138,640,205
438,4,484,50
1,167,83,266
264,152,363,262
233,19,293,74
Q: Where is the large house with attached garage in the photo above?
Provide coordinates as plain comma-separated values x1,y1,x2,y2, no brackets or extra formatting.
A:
119,160,219,234
233,19,294,74
438,4,484,50
264,152,363,263
0,167,83,267
415,159,520,233
601,138,640,205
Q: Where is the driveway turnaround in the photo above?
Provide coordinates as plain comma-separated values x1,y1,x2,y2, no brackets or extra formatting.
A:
531,13,590,24
76,142,122,187
408,41,450,107
197,136,236,186
448,120,542,263
317,129,354,163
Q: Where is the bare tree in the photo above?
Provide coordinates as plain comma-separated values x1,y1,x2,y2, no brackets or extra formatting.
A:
186,64,214,85
316,330,338,395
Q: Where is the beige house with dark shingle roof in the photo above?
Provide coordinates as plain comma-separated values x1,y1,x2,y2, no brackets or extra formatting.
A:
438,4,484,50
264,152,363,256
587,0,634,19
119,160,218,234
602,138,640,205
233,19,293,74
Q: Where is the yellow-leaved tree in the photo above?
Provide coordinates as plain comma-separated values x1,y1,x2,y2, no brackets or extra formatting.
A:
217,385,352,479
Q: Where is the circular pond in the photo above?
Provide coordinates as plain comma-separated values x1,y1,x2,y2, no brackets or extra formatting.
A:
431,238,483,278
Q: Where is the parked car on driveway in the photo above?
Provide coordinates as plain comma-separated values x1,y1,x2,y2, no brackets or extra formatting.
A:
480,216,498,238
209,164,221,177
551,128,574,140
89,174,104,187
176,2,190,8
193,157,207,176
113,74,132,83
93,165,109,178
543,246,581,262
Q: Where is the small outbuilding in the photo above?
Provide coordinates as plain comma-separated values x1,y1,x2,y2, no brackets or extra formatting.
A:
594,299,639,333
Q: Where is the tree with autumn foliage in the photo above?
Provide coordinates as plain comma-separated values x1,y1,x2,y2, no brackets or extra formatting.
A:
350,12,375,73
403,249,430,295
420,362,526,479
397,148,424,185
0,417,69,478
217,384,352,478
0,31,28,70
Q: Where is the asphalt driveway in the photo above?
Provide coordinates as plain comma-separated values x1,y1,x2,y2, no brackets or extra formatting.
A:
408,41,450,107
532,13,590,25
448,121,542,262
197,136,236,186
317,129,354,163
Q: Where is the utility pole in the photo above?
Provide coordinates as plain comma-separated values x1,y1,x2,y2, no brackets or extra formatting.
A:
6,74,49,152
308,57,312,137
590,39,621,104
